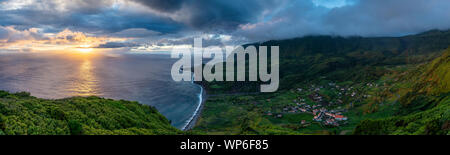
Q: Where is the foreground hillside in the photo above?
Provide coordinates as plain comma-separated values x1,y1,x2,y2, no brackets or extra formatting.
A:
0,92,181,135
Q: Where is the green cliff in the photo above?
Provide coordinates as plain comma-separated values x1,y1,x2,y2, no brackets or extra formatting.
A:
0,92,181,135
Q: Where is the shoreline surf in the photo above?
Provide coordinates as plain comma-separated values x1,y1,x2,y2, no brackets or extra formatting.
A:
181,74,207,131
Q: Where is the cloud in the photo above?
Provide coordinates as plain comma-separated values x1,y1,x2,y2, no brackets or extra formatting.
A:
155,34,237,47
134,0,278,31
125,0,450,42
95,41,139,48
0,27,125,52
109,28,161,38
234,0,450,41
1,0,450,51
50,29,108,45
323,0,450,36
131,0,184,12
0,26,45,43
0,0,183,35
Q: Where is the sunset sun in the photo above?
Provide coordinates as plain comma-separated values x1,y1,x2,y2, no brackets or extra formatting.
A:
76,45,94,53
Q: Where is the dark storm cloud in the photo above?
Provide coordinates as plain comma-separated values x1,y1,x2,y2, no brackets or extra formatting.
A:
134,0,277,31
131,0,184,12
183,0,268,31
70,10,182,34
1,9,181,34
0,0,183,35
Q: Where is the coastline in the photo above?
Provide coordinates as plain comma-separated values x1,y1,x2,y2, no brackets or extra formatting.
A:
182,82,207,131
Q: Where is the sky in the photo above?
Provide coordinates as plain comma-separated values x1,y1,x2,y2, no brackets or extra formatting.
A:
0,0,450,53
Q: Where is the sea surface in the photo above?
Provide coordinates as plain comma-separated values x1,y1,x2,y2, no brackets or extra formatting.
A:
0,52,201,129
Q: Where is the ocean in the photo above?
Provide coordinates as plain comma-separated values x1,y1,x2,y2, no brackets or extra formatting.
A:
0,52,202,129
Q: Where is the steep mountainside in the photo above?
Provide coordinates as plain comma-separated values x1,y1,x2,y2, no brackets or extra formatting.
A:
354,50,449,135
194,30,449,135
200,30,450,94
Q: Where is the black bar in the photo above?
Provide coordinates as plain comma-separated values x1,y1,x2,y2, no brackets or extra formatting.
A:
0,135,446,153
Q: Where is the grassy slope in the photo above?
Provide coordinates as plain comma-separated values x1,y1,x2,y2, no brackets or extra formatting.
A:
353,50,450,135
0,91,182,135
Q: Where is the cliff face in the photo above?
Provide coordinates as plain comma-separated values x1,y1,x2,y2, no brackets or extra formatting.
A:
0,91,181,135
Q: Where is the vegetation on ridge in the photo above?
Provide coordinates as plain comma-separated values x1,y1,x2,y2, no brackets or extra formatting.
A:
0,91,181,135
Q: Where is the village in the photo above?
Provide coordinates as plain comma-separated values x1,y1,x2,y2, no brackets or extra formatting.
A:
265,81,377,127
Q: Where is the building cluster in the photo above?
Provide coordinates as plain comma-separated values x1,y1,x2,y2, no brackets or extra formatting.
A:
312,108,347,126
265,82,383,127
266,97,348,126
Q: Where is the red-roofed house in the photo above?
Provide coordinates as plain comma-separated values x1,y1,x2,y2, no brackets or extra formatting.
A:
335,115,347,121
